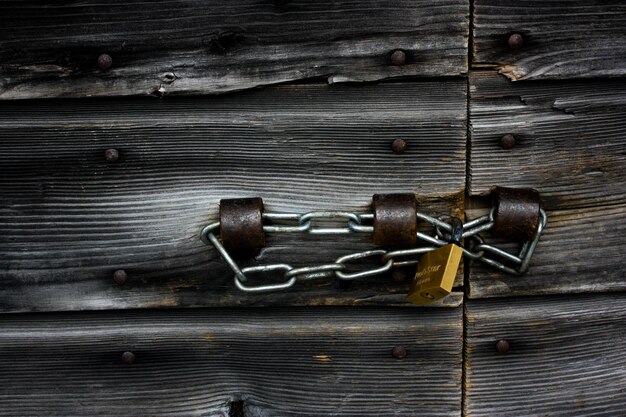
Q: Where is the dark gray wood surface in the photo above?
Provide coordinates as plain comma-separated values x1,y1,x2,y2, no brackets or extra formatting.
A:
0,81,467,312
467,205,626,299
0,0,469,99
473,0,626,80
465,294,626,416
469,71,626,210
467,71,626,298
0,307,463,417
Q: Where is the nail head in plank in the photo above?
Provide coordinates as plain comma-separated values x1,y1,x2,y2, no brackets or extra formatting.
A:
0,0,469,99
465,294,626,416
0,82,467,312
0,307,463,416
473,0,626,80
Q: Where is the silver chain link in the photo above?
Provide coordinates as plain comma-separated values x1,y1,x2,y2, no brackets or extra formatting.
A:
201,208,547,293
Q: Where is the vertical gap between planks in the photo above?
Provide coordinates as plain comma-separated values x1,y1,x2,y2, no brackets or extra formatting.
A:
462,0,475,416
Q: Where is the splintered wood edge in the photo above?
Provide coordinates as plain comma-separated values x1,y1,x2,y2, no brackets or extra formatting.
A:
352,291,464,307
0,0,469,99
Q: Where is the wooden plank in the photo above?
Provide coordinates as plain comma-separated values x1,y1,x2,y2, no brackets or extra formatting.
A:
469,71,626,210
0,0,468,99
467,205,626,299
465,294,626,416
0,307,463,416
0,81,467,312
472,0,626,80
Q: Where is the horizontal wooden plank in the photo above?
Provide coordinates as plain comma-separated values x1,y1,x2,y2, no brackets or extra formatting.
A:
467,205,625,299
469,71,626,210
0,307,463,416
465,294,626,416
473,0,626,80
0,81,467,312
0,0,468,99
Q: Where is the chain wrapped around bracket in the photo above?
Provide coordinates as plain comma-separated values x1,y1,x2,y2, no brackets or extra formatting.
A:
201,187,547,293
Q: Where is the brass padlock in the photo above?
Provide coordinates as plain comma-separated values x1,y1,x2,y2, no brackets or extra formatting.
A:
407,218,463,305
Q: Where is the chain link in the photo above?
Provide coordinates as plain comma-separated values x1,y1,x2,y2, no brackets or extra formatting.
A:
201,207,547,293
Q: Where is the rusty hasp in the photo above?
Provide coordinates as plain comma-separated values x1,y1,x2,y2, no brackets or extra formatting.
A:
201,188,548,294
373,193,418,246
219,197,265,250
491,187,541,241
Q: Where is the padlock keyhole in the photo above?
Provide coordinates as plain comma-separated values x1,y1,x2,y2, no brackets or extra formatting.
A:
420,291,435,300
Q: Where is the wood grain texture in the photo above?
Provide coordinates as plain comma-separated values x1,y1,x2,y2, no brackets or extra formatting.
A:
0,0,468,99
467,204,625,299
469,71,626,210
0,81,467,312
0,307,463,416
465,294,626,416
472,0,626,80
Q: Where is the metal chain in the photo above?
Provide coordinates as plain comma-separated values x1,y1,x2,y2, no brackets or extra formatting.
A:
201,208,547,293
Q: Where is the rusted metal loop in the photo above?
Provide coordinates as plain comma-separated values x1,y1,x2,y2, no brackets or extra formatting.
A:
372,193,417,246
235,264,295,292
491,187,541,241
220,197,265,250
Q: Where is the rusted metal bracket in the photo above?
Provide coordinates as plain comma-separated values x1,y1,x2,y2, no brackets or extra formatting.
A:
202,187,547,293
491,187,541,241
219,197,265,250
372,193,418,247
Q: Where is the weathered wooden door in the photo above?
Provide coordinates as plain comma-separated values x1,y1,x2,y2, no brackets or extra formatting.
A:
0,1,624,416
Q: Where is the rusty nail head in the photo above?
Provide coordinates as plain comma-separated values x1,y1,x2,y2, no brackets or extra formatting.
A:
121,351,135,364
496,339,510,353
113,269,127,285
500,134,516,149
391,345,407,359
98,53,112,70
104,148,119,162
390,50,406,66
508,33,524,49
391,139,407,154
